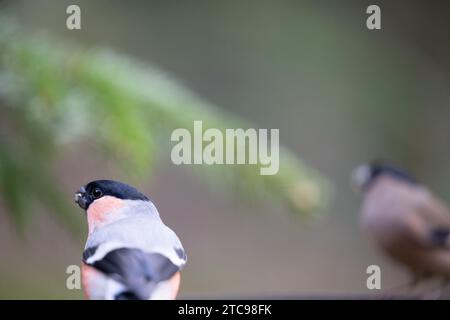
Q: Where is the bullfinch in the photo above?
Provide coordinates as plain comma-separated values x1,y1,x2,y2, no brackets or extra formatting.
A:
352,162,450,289
74,180,187,300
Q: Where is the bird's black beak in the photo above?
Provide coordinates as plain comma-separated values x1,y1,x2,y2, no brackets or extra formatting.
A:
75,186,88,210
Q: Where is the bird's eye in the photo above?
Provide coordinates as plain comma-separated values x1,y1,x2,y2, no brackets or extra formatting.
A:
92,188,103,199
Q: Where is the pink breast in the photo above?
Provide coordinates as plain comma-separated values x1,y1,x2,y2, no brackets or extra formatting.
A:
87,196,124,234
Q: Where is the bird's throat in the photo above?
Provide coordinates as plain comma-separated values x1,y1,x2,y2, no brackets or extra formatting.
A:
87,196,125,234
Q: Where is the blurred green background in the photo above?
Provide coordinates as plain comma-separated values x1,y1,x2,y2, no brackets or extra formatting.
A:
1,0,450,299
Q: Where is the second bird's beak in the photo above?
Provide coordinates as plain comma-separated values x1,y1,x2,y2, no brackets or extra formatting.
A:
75,186,88,210
351,165,371,193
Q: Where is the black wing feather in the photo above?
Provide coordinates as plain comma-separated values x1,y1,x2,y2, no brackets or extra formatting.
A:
430,228,450,247
83,247,180,299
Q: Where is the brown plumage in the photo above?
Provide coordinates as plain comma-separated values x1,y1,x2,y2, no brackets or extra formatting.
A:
353,163,450,286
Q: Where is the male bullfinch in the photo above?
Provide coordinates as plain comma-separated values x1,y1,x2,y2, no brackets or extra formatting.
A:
74,180,187,300
352,162,450,289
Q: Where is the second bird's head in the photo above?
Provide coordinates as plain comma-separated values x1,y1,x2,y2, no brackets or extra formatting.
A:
351,161,417,192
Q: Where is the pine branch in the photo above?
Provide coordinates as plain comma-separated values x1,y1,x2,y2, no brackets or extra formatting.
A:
0,18,331,230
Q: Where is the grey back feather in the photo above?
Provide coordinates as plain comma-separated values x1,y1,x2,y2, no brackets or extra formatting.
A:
85,200,186,267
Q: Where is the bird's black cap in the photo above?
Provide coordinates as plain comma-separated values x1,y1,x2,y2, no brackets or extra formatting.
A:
75,180,149,210
352,161,417,191
369,162,416,184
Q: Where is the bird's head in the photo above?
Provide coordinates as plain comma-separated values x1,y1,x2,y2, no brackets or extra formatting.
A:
75,180,152,233
75,180,149,210
351,161,417,192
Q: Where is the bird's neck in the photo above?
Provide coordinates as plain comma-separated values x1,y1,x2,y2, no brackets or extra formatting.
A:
86,196,125,235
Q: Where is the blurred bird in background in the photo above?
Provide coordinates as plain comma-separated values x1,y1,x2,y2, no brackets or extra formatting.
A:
352,162,450,297
74,180,187,300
